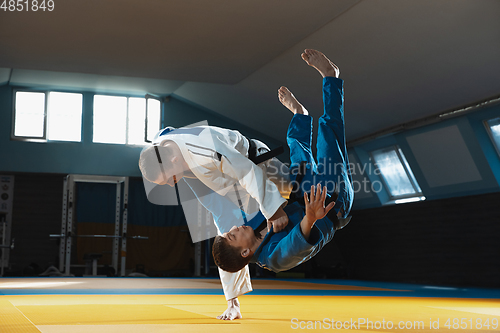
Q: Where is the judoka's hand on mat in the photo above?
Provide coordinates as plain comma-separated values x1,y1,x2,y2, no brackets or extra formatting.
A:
267,206,289,233
217,297,242,320
305,184,336,225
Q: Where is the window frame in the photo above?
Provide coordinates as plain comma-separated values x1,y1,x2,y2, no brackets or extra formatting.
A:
144,94,162,144
484,117,500,158
92,93,162,146
11,89,84,143
370,145,423,201
11,89,161,145
11,89,49,142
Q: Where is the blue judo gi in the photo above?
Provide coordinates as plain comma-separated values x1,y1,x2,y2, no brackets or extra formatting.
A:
183,76,353,273
249,76,354,273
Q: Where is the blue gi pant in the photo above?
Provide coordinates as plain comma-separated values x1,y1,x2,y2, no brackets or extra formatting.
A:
186,77,353,240
287,77,353,218
250,77,354,272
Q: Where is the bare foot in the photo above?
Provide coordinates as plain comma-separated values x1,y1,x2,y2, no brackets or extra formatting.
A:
278,86,308,115
301,49,340,78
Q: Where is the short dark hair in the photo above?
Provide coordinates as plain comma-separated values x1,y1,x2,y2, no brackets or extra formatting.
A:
212,235,252,273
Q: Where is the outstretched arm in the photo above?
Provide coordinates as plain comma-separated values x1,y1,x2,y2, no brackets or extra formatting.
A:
257,185,336,273
182,179,251,320
216,266,251,320
301,184,335,241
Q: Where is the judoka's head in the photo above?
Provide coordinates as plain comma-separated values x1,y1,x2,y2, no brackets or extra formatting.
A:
139,141,189,187
212,225,260,273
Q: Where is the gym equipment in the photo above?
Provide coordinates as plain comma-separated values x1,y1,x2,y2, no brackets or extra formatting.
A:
0,175,14,277
0,237,14,249
51,175,147,276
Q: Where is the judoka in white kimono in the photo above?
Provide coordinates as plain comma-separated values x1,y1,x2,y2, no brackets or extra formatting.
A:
139,120,292,318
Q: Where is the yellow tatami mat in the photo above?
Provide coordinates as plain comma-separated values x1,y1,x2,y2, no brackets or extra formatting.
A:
1,294,499,332
0,299,40,333
0,278,499,332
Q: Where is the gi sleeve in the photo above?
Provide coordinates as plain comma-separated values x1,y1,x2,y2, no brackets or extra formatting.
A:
218,266,253,300
182,178,253,299
259,223,322,273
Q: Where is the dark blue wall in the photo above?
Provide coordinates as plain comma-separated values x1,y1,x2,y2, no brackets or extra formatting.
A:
349,104,500,210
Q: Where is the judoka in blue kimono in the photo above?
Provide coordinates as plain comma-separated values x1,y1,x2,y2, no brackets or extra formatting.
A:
214,74,354,273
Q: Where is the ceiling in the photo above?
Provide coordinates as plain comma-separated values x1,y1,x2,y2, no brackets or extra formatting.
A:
1,0,499,143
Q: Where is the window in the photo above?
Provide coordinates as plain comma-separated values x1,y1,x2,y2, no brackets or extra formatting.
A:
13,91,82,142
127,97,147,145
93,95,127,144
485,117,500,156
47,92,83,141
371,146,424,203
93,95,161,145
146,98,161,142
14,92,45,138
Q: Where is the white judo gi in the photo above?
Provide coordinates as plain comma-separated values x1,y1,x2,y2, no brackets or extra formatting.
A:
152,124,290,300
